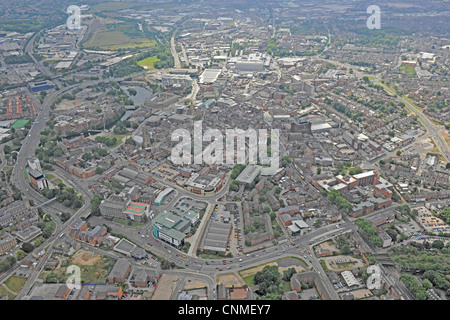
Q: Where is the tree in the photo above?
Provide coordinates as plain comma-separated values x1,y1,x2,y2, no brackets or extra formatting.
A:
270,212,276,221
82,153,92,161
341,244,352,255
95,166,104,175
422,279,433,290
253,265,282,296
315,219,323,227
282,267,297,281
61,212,71,222
396,150,402,156
0,256,16,272
16,250,26,260
160,260,175,270
316,167,322,175
21,242,35,253
432,240,444,250
90,194,104,216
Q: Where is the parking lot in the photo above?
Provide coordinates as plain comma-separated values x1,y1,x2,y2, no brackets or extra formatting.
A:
397,219,423,238
416,207,450,234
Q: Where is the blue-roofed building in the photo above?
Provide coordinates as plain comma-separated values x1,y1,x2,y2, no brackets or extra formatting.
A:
28,80,55,93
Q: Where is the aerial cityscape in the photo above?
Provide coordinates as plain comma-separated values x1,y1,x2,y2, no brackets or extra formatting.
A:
0,0,449,304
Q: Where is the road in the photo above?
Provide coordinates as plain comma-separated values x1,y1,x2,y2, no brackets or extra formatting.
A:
380,81,449,162
10,69,149,298
319,57,450,162
170,32,181,69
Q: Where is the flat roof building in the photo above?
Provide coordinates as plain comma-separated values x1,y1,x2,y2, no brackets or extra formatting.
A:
235,164,261,184
341,270,359,287
28,80,55,93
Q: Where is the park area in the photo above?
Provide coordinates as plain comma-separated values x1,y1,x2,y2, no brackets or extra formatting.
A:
39,249,116,285
400,64,417,76
0,276,27,299
237,257,309,299
137,56,160,70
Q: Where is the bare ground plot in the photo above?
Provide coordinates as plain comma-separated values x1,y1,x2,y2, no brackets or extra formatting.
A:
151,274,178,300
315,240,340,254
217,272,246,288
72,249,102,266
351,288,373,299
55,99,86,111
321,255,365,272
183,278,207,290
39,249,114,284
238,258,307,288
440,129,450,147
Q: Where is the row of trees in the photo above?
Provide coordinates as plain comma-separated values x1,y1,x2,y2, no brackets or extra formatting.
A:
324,97,365,123
92,109,126,131
355,218,383,247
41,186,83,210
95,135,118,147
327,189,353,215
0,256,16,273
4,54,32,64
391,243,450,296
90,194,104,216
399,274,428,300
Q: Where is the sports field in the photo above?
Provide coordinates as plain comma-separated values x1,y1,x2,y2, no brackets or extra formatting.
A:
11,119,29,129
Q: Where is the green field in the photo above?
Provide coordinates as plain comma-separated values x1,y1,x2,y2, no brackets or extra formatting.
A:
0,285,16,300
4,276,27,293
91,1,142,12
45,173,55,180
137,56,160,69
11,119,29,129
242,273,255,287
113,218,141,227
83,30,156,50
91,1,176,12
399,64,416,76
